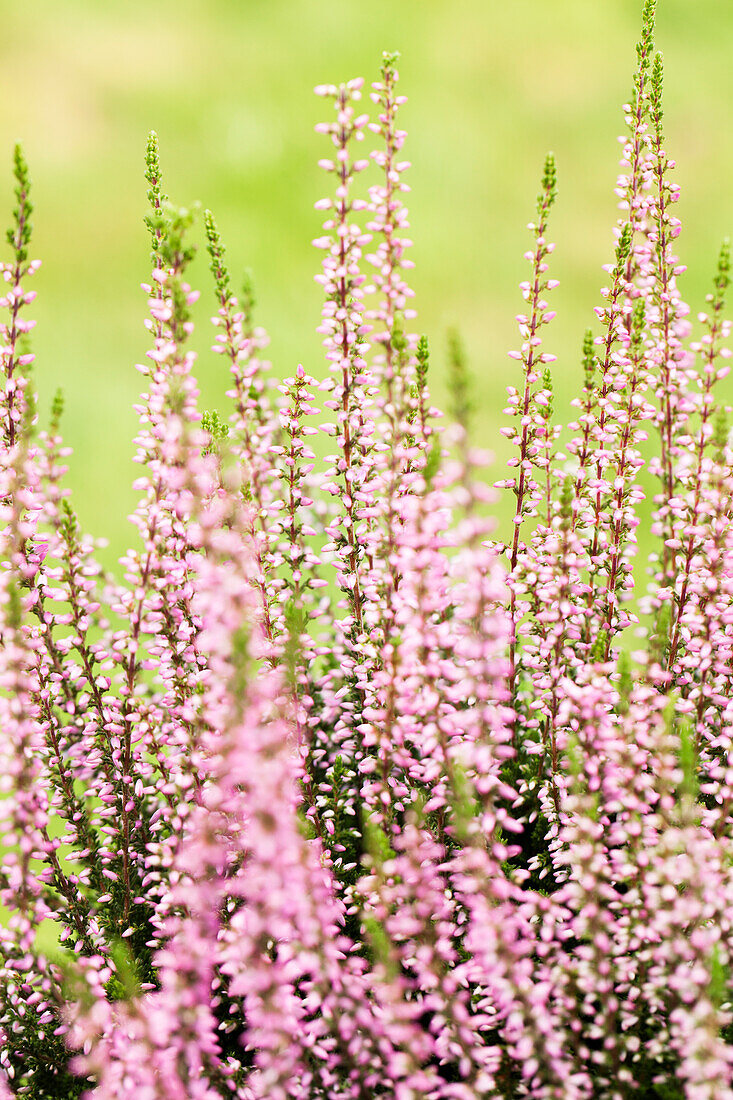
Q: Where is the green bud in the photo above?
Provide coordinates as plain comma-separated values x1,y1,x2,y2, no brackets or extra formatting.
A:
423,442,441,488
7,143,33,265
21,376,37,442
582,329,596,394
239,268,256,333
50,388,64,434
636,0,656,72
537,151,557,219
201,409,229,457
381,50,401,80
157,202,197,273
712,238,731,312
60,498,79,540
631,296,645,353
712,405,729,463
632,0,656,110
391,313,408,357
204,209,231,302
615,222,633,274
559,474,574,531
589,629,608,663
539,365,553,423
650,52,664,136
416,334,429,389
144,132,167,246
144,131,167,212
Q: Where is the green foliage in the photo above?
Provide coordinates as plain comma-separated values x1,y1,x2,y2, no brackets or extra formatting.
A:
616,649,633,716
423,440,441,487
6,576,22,630
709,943,731,1012
362,813,396,868
675,715,699,805
445,760,481,847
313,753,364,903
565,731,598,821
1,5,731,1094
361,912,399,981
359,814,399,978
283,596,307,691
229,622,253,710
2,1022,88,1100
104,938,143,1003
649,600,672,667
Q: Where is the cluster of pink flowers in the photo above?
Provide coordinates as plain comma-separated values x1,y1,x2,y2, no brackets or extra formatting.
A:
1,3,732,1097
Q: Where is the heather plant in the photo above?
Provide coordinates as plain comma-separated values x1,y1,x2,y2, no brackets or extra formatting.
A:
1,3,733,1098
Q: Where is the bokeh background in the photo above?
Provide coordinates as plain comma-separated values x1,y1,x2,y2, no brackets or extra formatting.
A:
1,0,731,564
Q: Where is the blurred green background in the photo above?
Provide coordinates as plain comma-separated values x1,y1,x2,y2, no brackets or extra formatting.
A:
0,0,731,564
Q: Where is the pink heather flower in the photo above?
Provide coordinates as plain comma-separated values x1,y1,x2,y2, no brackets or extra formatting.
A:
2,10,733,1099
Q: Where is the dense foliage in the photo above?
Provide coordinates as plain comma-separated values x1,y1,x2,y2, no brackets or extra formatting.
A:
0,2,731,1097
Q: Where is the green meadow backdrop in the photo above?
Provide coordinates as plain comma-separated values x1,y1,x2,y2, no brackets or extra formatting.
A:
0,0,731,564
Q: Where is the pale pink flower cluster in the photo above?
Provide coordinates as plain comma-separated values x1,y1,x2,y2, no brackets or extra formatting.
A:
1,8,733,1099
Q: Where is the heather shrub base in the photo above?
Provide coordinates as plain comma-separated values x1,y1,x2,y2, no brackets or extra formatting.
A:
0,2,732,1098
